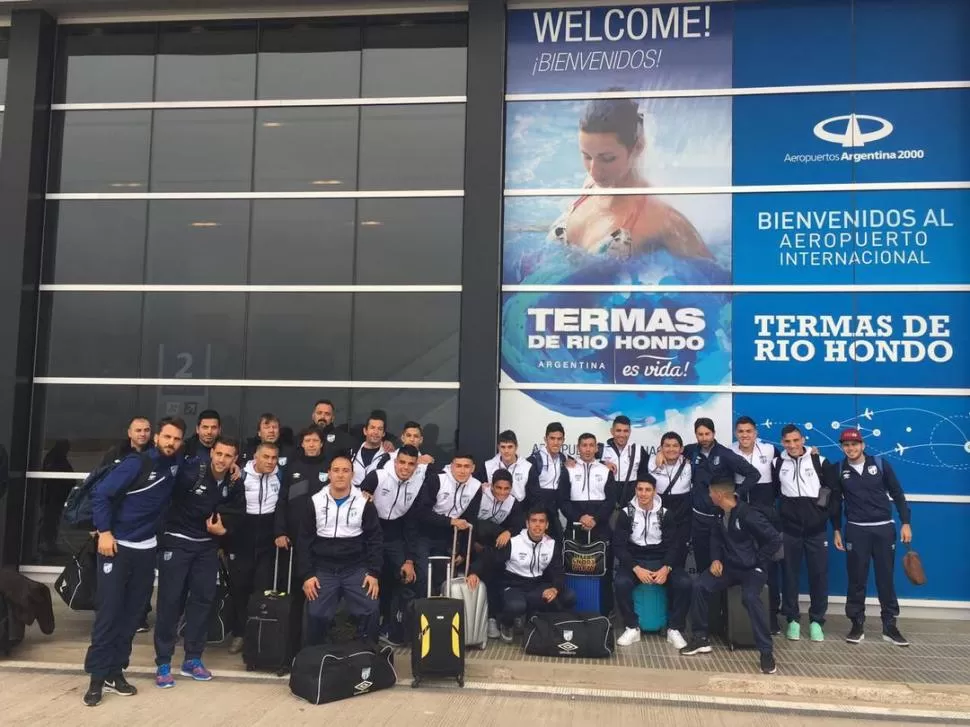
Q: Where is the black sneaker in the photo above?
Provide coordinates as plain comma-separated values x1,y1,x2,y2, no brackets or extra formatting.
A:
103,673,138,696
882,624,909,647
135,621,151,633
760,652,777,674
83,678,104,707
846,621,865,644
680,636,712,655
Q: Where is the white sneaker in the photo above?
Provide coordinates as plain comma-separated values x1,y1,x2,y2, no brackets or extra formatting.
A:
666,629,687,650
487,618,500,639
616,627,641,647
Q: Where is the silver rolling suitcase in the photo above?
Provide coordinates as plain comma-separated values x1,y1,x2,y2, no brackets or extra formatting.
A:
440,525,489,650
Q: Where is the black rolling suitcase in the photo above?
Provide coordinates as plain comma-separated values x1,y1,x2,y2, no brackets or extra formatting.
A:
726,583,771,650
243,549,294,674
409,549,465,688
290,641,397,704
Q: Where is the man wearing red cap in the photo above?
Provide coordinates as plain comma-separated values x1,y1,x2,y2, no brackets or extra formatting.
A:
833,428,912,647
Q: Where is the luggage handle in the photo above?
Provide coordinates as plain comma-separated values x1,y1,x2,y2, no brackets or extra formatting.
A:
571,521,592,545
273,546,294,595
427,524,473,598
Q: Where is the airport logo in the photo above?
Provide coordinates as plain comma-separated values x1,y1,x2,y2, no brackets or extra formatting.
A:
813,113,894,148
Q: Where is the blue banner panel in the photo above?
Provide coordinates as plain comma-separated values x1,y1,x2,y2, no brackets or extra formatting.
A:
733,293,970,389
506,3,734,94
732,189,970,285
733,90,970,186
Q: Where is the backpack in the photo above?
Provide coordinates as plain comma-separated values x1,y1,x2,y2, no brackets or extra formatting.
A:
62,452,154,530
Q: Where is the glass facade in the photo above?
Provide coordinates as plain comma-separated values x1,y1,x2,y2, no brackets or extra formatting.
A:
19,14,468,565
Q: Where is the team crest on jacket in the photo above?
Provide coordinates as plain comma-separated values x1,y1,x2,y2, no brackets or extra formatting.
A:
103,562,113,574
712,456,720,465
163,551,173,561
327,434,336,443
279,457,288,466
170,465,178,476
319,472,328,482
148,472,158,481
868,465,878,475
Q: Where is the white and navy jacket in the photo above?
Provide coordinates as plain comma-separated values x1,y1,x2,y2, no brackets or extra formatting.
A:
221,461,283,554
731,439,780,508
837,455,910,528
476,454,537,503
475,531,565,589
772,449,838,535
351,444,390,487
648,456,693,497
612,495,686,570
557,459,616,532
526,446,566,506
296,486,383,581
601,438,647,484
422,470,483,542
360,467,425,560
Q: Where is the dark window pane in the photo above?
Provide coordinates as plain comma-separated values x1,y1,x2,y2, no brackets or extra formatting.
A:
0,29,9,102
54,25,156,103
38,292,143,378
241,387,350,442
358,105,465,190
145,200,249,284
44,201,147,284
249,200,354,284
253,107,358,191
50,111,151,192
362,19,467,97
355,198,462,284
352,293,459,381
150,109,254,192
246,293,352,381
350,389,457,457
257,21,361,99
155,23,256,101
141,292,246,380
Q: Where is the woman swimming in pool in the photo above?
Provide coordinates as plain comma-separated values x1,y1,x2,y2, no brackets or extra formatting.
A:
549,95,714,260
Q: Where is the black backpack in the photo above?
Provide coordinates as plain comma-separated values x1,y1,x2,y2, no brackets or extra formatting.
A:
62,452,154,530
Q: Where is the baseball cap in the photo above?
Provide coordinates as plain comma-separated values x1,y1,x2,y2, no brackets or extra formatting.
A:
839,429,864,444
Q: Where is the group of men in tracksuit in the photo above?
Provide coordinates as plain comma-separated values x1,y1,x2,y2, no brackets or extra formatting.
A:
82,403,915,704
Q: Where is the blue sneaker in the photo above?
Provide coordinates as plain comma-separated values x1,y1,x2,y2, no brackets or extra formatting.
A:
155,664,175,689
180,659,213,681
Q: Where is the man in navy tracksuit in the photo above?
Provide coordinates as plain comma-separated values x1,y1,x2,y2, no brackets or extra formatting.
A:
833,429,913,647
153,437,239,688
181,409,222,461
613,478,691,650
299,455,383,645
683,418,761,573
83,417,186,707
681,480,782,675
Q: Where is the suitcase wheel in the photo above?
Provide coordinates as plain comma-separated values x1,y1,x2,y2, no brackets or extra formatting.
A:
456,674,464,688
411,677,422,689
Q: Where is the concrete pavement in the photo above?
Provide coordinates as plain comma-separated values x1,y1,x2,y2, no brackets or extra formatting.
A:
0,671,957,727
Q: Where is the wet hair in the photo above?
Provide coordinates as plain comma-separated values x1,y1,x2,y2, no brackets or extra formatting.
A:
612,415,631,428
398,444,420,459
498,430,518,446
694,417,715,434
661,431,683,447
545,422,565,436
492,469,513,486
781,423,803,438
735,415,756,429
580,91,643,150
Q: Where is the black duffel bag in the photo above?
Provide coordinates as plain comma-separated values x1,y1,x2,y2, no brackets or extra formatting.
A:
54,538,98,611
290,641,397,705
523,611,614,658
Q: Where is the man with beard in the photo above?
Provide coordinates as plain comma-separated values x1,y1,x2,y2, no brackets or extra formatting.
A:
182,410,221,461
310,399,356,463
82,417,186,707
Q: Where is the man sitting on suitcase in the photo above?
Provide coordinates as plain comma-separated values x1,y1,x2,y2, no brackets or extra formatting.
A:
467,507,576,643
613,478,691,650
298,455,383,646
680,479,781,675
